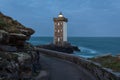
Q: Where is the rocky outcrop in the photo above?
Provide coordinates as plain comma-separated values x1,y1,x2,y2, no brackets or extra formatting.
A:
37,44,80,53
0,30,9,44
89,54,120,72
0,12,44,79
0,12,34,50
0,50,41,79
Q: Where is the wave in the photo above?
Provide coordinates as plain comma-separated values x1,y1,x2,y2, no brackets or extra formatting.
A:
78,55,94,58
79,46,98,54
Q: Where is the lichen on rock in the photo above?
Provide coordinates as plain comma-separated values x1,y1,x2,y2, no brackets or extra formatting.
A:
0,12,42,80
0,51,41,79
0,12,34,50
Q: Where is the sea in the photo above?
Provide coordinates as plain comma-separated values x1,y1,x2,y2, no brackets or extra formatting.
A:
29,37,120,58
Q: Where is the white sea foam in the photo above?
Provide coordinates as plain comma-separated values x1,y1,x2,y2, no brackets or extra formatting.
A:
79,46,98,54
78,55,94,58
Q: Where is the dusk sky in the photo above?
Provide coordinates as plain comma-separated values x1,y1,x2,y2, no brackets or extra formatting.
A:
0,0,120,37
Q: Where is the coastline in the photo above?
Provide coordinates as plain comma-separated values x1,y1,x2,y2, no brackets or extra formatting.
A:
29,37,120,57
0,12,43,79
0,11,120,80
35,47,120,80
37,43,80,53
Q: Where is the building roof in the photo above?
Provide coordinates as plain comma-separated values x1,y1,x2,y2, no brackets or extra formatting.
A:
53,12,68,22
58,12,64,17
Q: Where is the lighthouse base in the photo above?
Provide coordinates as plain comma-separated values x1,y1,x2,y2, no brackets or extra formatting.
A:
37,43,80,53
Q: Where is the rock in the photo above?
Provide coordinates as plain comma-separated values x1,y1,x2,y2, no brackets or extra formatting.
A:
20,28,35,36
0,30,9,44
0,12,45,79
0,51,41,79
37,44,80,53
71,46,80,51
0,44,17,51
0,12,34,50
9,33,27,47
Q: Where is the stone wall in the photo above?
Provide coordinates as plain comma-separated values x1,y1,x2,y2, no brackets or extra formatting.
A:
37,48,120,80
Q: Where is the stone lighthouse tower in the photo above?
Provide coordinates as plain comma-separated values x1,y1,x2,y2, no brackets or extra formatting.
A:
53,12,68,46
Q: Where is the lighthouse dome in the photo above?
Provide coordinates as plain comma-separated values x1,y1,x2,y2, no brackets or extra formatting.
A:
58,12,64,17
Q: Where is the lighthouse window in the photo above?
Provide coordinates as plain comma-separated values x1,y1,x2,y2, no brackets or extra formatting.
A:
58,30,60,33
58,23,60,25
58,37,60,42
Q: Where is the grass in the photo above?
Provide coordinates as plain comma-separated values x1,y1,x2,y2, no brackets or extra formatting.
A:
89,55,120,72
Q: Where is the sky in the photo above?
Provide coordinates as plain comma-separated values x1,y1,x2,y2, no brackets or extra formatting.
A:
0,0,120,37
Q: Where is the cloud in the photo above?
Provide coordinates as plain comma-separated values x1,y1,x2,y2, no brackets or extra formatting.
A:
0,0,120,36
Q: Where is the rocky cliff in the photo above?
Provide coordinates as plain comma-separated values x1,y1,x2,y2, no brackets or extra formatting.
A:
0,12,34,50
0,12,43,80
0,50,41,79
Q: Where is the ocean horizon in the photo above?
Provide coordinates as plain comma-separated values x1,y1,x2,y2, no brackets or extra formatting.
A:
29,37,120,58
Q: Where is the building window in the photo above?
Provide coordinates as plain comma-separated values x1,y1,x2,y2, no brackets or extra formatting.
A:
58,37,60,42
55,23,58,26
58,30,60,33
58,23,60,25
55,30,58,32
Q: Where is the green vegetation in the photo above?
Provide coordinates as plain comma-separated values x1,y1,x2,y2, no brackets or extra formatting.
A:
0,19,7,26
0,18,9,30
89,55,120,72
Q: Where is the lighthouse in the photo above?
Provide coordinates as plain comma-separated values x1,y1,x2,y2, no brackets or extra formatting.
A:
53,12,68,46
